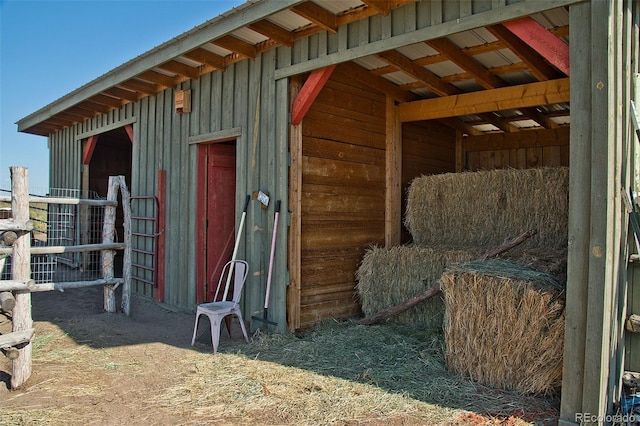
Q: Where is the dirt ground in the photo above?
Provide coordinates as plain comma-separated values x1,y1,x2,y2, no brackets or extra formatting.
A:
0,286,558,426
0,286,253,425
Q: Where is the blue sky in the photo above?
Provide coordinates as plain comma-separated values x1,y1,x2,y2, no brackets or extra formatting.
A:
0,0,244,193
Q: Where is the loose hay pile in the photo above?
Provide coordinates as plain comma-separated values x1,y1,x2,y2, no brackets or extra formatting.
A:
356,245,480,326
441,259,565,395
405,167,569,249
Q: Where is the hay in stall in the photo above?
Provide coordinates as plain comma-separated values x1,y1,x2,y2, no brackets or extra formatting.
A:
356,245,481,327
405,167,569,249
441,259,565,395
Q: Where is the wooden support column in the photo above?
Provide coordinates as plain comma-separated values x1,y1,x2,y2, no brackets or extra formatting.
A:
560,1,629,424
385,96,401,247
10,166,32,389
287,77,303,331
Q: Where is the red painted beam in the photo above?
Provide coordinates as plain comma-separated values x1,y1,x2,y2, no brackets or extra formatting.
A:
503,17,570,76
291,65,336,125
195,146,207,304
124,125,134,143
82,135,99,165
155,169,167,303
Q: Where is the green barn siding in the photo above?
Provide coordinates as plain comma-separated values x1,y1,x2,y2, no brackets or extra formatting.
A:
108,50,288,321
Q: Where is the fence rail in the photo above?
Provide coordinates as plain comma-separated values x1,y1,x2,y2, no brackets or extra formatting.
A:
0,168,131,390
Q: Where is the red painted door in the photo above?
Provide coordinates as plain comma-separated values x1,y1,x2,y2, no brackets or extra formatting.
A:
203,143,236,302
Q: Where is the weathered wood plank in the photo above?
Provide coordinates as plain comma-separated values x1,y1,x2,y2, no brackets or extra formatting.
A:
302,156,386,188
302,137,385,165
464,127,570,152
303,117,386,149
0,328,35,350
301,223,385,251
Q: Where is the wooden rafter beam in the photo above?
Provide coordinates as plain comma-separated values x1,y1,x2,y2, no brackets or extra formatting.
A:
378,50,459,97
437,117,483,136
361,0,391,16
398,63,529,90
45,116,75,127
398,78,570,122
502,17,570,76
291,65,336,125
104,87,140,103
291,2,338,34
182,48,226,70
119,79,158,96
89,93,124,109
67,106,98,119
78,100,112,114
248,20,293,47
137,70,178,88
340,62,416,103
56,110,90,122
520,106,559,129
155,60,200,80
486,24,560,81
477,112,518,132
211,35,257,59
426,37,505,89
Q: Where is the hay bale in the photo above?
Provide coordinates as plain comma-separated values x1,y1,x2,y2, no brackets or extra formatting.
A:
441,259,565,394
405,167,569,249
356,245,481,327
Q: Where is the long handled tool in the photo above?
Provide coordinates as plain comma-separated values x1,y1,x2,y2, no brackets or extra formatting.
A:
252,200,280,328
222,194,250,300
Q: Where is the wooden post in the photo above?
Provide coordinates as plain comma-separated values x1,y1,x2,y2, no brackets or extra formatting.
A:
102,176,118,312
10,166,32,389
385,96,402,247
119,176,132,316
101,176,131,314
287,76,303,332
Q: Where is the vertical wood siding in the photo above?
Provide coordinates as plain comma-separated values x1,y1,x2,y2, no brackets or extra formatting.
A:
46,52,287,323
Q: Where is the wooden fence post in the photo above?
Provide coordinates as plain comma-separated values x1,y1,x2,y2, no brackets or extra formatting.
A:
101,175,132,314
10,166,32,389
119,177,132,316
102,177,118,312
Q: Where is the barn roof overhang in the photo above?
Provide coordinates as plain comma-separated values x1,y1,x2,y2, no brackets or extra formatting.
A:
17,0,575,137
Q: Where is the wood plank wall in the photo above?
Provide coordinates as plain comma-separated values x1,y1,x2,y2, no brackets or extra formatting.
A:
463,127,570,171
402,121,456,242
298,65,386,328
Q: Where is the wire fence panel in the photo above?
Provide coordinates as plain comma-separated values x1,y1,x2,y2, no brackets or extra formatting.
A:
1,188,109,284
